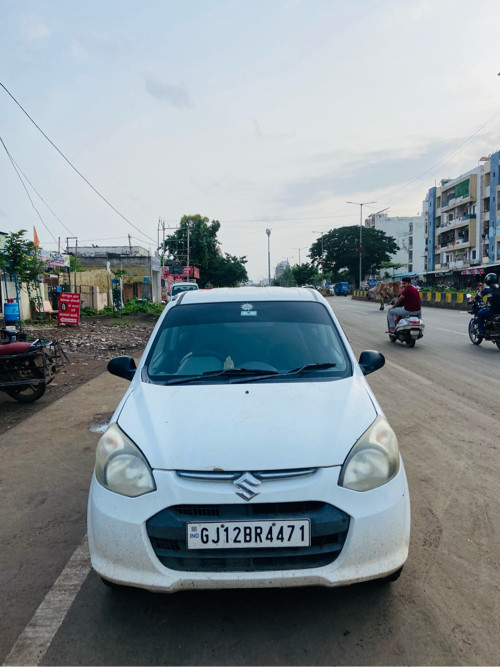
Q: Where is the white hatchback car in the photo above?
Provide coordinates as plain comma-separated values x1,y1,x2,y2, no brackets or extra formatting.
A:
88,287,410,592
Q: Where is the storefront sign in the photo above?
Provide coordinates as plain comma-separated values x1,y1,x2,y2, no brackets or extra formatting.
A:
460,268,484,275
58,293,81,325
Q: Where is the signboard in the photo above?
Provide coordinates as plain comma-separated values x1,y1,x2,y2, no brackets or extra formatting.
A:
39,249,71,268
58,293,81,325
460,268,484,275
163,265,200,279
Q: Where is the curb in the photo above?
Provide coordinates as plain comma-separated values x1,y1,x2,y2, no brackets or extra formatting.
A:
351,290,472,310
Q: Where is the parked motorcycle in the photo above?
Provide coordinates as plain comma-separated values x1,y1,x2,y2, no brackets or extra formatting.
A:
0,328,68,402
467,293,500,351
389,315,425,348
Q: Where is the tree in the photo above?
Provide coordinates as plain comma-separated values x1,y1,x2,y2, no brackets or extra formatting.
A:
161,214,247,287
292,263,320,286
0,230,45,303
379,261,405,280
275,265,296,287
309,226,399,287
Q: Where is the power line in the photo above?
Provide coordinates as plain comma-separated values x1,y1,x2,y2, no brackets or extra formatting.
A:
0,136,57,243
381,106,500,205
0,81,157,245
0,141,76,236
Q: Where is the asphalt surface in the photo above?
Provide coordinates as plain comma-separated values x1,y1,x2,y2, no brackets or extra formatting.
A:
1,297,499,666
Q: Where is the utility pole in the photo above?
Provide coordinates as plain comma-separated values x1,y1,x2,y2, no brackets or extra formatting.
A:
346,201,375,288
294,247,307,265
66,236,78,291
266,229,272,285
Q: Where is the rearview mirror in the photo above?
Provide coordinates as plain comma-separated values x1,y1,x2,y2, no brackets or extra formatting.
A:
358,350,385,376
108,356,137,381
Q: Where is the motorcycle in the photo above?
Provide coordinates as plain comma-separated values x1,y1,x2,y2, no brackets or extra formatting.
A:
389,315,425,348
0,328,68,403
467,293,500,351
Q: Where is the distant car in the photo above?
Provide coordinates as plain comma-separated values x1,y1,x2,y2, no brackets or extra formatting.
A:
170,282,199,299
302,284,318,290
88,286,410,592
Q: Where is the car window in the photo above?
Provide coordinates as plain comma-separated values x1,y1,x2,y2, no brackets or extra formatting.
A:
144,301,351,382
171,284,198,296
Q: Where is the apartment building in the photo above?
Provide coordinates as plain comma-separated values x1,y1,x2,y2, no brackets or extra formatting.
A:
423,150,500,282
365,212,425,276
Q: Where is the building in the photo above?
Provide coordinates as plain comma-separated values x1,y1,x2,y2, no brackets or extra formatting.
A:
67,245,162,303
423,150,500,285
365,213,425,277
274,260,290,281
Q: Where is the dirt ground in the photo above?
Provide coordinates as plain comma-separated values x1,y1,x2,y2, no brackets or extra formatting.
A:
0,315,157,435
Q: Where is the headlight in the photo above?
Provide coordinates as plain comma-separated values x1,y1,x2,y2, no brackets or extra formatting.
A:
338,416,400,492
95,423,156,497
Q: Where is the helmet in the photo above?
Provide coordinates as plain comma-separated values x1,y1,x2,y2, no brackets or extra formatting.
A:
484,273,497,285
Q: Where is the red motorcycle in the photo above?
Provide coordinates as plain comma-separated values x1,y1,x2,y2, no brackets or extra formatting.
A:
0,329,68,402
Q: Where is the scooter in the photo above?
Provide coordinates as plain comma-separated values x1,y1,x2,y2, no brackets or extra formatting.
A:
0,328,68,402
389,315,425,348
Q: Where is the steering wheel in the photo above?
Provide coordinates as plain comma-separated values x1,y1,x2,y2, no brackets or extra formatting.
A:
178,350,226,366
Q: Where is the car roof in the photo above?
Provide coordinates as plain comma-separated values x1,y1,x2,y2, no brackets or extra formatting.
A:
173,286,323,305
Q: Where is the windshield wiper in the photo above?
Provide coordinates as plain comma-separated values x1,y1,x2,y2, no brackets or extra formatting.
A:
286,362,336,374
164,367,278,385
230,362,337,384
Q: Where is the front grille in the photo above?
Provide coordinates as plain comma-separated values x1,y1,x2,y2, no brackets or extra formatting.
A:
146,502,350,572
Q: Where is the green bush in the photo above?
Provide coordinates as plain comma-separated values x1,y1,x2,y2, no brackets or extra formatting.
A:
81,306,98,317
121,297,164,315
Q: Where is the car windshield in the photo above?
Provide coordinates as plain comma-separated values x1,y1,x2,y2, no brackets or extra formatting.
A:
144,301,352,383
172,284,198,295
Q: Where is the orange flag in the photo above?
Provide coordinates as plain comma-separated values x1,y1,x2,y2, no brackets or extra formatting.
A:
33,226,40,248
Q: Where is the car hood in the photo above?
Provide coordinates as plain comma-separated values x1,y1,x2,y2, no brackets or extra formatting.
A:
116,377,378,471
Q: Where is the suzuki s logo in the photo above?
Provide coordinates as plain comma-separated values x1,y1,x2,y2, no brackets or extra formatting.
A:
234,472,261,501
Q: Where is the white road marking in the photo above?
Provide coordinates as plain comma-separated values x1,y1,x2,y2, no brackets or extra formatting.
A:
3,537,90,667
436,327,468,336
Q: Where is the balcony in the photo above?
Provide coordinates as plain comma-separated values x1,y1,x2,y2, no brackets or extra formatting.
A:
437,214,475,232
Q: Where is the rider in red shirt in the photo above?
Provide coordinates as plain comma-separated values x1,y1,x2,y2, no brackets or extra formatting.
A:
387,277,422,333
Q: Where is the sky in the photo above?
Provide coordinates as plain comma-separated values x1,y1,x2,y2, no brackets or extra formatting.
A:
1,0,500,283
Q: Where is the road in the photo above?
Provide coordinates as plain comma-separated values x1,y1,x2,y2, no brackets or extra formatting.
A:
1,298,499,666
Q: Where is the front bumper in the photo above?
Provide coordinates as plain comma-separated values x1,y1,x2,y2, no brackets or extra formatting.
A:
87,464,410,592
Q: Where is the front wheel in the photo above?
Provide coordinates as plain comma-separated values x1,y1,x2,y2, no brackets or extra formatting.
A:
5,382,46,403
468,318,483,345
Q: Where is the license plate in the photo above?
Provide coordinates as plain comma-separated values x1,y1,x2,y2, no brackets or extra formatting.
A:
186,519,310,549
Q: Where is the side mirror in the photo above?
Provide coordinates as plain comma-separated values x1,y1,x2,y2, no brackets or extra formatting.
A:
358,350,385,376
108,356,137,381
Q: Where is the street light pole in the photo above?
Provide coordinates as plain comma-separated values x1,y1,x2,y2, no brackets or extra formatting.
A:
346,201,375,288
294,247,307,265
266,229,271,285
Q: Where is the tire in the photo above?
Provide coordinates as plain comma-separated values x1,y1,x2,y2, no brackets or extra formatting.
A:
389,335,396,343
406,339,416,348
496,341,500,351
378,566,403,583
5,382,46,403
468,318,483,345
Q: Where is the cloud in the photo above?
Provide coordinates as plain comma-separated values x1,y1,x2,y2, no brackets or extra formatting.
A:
253,119,296,143
19,14,50,43
276,137,474,206
144,74,193,110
